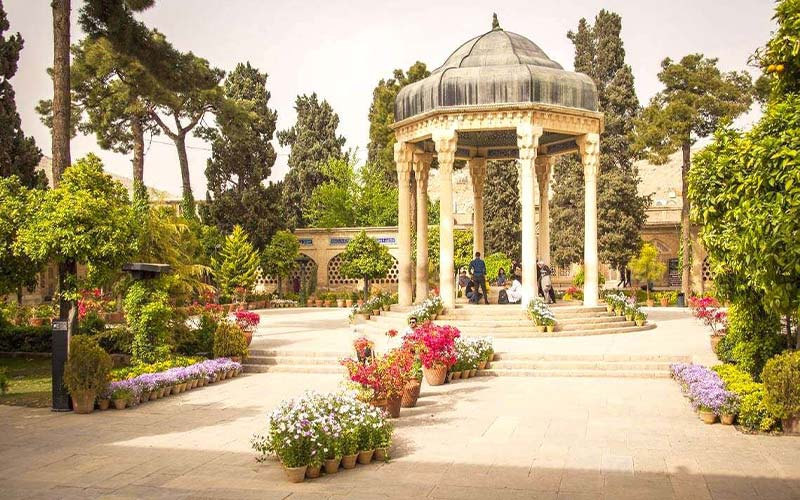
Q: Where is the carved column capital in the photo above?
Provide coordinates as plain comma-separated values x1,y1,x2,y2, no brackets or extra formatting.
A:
468,157,487,193
394,141,414,181
432,128,458,174
516,122,544,161
535,155,553,179
412,152,432,183
577,133,600,178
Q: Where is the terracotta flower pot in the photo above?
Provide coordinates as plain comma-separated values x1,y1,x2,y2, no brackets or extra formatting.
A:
314,300,323,307
98,398,111,410
660,298,669,307
699,409,718,424
306,464,322,479
606,304,614,313
424,364,448,386
357,449,374,464
721,414,736,425
401,380,421,408
140,391,150,402
163,386,172,396
625,314,633,321
357,299,364,306
157,387,166,397
374,448,388,462
283,465,307,483
324,458,341,474
546,325,554,333
113,398,127,410
29,317,44,327
386,396,401,418
636,320,645,327
535,325,546,333
478,360,487,370
470,368,477,377
782,416,800,435
345,300,353,307
71,391,96,414
646,300,655,307
337,299,345,308
242,330,254,347
323,300,331,307
452,371,462,380
370,398,388,412
341,454,358,469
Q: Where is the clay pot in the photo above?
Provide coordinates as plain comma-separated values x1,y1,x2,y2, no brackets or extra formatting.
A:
462,370,470,379
372,309,381,316
625,314,634,321
636,320,645,327
345,299,353,307
535,325,546,333
646,300,655,307
243,330,253,347
546,325,554,333
374,448,388,462
305,464,321,479
470,368,477,377
699,410,718,424
660,298,669,307
386,396,401,418
324,458,341,474
98,398,111,410
163,386,173,396
446,372,454,383
357,299,364,306
721,414,736,425
401,380,421,408
606,304,614,313
452,371,462,380
314,300,323,307
337,299,345,308
357,450,374,464
140,391,151,402
113,398,127,410
323,300,331,307
71,391,96,414
306,299,314,307
283,465,307,483
782,416,800,435
29,317,44,327
157,387,166,397
478,360,487,370
341,454,358,469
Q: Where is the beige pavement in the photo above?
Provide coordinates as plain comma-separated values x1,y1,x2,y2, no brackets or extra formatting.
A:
1,309,797,499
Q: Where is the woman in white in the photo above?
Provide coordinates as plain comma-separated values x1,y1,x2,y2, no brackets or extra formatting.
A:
505,277,523,304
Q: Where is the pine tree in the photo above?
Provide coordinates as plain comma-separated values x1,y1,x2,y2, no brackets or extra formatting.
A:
278,93,346,228
552,10,650,272
0,3,44,188
482,160,520,258
366,61,429,185
211,225,260,298
199,62,283,249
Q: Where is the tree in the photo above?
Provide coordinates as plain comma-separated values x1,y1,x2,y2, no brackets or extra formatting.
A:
16,154,137,296
51,0,71,186
339,230,394,299
553,10,650,273
634,54,753,297
0,176,42,302
366,61,430,185
306,158,398,228
261,230,300,298
423,226,474,280
629,242,666,301
278,93,345,227
200,62,283,248
482,160,520,258
211,225,260,299
0,5,44,188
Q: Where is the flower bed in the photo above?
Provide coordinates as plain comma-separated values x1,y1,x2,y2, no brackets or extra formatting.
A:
101,358,242,410
252,391,393,482
450,336,494,377
670,363,737,424
712,364,781,432
407,294,443,323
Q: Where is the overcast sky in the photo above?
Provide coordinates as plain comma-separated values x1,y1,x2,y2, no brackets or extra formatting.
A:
7,0,775,197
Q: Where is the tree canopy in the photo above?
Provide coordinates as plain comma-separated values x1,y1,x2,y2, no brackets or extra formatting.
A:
0,176,42,300
261,230,300,298
339,230,394,298
211,225,260,298
482,160,520,259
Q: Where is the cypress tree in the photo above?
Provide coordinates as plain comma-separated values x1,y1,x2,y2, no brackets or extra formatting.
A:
482,160,521,258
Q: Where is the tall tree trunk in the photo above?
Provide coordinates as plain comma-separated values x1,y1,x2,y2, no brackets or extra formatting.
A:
51,0,71,185
277,276,283,299
132,116,145,186
680,142,692,300
16,286,22,305
175,133,195,216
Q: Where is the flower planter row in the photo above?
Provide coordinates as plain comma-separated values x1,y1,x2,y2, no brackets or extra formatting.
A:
97,358,243,412
670,363,738,425
286,446,390,482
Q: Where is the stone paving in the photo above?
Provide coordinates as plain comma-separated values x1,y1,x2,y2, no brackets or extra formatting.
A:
1,309,798,499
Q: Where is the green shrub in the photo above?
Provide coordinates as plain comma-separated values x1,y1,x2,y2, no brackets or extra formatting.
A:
724,300,784,380
762,351,800,419
125,282,173,364
77,311,106,336
0,325,52,352
484,252,511,283
63,335,112,395
213,320,248,359
713,363,780,432
94,326,133,355
111,355,201,380
0,367,8,395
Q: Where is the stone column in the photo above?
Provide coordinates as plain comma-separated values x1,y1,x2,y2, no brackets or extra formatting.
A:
535,156,553,265
433,128,458,310
394,141,414,306
578,133,601,307
413,153,431,303
517,122,543,308
468,158,487,256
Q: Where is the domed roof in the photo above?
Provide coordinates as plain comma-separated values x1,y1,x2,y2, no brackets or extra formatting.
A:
395,16,598,122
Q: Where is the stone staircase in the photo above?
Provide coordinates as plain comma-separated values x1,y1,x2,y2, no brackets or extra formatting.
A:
242,350,686,379
358,304,656,338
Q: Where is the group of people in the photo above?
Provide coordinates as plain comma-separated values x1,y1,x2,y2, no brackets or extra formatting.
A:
457,252,557,305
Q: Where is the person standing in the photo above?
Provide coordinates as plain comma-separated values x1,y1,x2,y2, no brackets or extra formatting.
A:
469,252,489,304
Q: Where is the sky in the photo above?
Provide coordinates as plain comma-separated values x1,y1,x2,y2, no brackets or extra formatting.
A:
6,0,776,198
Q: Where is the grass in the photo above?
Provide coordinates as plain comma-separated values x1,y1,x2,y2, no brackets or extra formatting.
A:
0,356,52,408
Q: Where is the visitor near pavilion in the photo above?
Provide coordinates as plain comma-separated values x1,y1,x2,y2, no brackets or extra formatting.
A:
468,252,489,304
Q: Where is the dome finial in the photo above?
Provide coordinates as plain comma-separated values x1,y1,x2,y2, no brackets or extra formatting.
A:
492,13,500,30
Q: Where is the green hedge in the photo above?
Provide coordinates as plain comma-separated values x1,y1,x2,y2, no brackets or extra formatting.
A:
712,364,780,432
0,326,52,353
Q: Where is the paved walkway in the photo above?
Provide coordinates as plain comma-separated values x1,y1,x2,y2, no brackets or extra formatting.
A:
1,309,796,499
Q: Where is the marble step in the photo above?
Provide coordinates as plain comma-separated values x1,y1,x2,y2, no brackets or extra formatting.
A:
245,356,342,366
479,369,670,378
358,321,656,338
244,364,345,374
486,360,675,371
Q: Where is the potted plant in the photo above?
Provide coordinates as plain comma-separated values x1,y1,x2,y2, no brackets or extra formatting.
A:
345,292,356,308
527,298,555,333
213,320,249,362
629,242,666,307
719,395,739,425
762,351,800,435
341,429,359,469
30,304,55,326
401,359,423,408
658,292,669,307
336,293,346,308
109,382,133,410
378,349,413,418
373,418,393,461
63,336,112,414
234,310,260,347
634,310,647,327
402,323,459,386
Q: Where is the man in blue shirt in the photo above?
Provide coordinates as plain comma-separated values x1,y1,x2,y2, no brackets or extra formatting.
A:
468,252,489,304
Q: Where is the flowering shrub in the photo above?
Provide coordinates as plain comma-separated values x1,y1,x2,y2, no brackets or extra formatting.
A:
605,291,627,311
453,337,482,371
402,323,459,368
252,391,392,467
341,347,414,400
234,310,260,333
688,296,727,336
670,363,736,415
407,294,443,323
527,298,555,326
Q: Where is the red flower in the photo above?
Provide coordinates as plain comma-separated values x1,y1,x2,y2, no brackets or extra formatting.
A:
402,323,460,369
234,310,260,332
386,329,398,338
